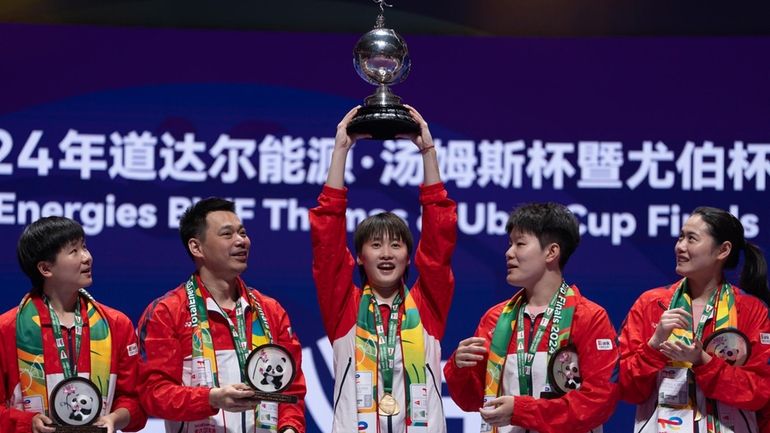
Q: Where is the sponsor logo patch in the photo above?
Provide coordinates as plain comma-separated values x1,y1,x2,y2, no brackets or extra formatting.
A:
596,338,613,350
127,343,139,356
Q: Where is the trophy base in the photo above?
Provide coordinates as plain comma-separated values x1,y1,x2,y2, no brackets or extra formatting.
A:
254,391,298,404
46,424,107,433
347,105,419,140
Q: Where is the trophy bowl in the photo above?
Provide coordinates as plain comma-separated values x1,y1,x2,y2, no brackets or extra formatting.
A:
347,26,419,140
353,28,411,86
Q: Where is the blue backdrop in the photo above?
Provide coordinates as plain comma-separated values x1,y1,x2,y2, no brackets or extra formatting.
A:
2,23,769,432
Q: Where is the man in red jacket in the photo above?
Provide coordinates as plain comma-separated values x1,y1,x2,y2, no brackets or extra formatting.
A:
137,197,306,433
444,202,619,433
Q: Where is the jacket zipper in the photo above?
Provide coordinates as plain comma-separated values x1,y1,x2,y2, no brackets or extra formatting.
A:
334,357,352,413
426,363,445,420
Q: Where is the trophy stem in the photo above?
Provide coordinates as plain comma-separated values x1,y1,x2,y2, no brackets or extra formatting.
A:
364,85,402,107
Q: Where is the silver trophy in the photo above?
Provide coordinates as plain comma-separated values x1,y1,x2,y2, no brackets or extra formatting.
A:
347,0,419,140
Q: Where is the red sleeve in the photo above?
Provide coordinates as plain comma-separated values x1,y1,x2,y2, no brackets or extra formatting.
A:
618,290,669,404
691,296,770,411
0,409,34,433
136,296,218,421
0,366,35,429
109,311,147,431
263,296,307,433
444,304,501,412
411,183,457,339
0,310,36,433
510,304,620,433
309,185,358,341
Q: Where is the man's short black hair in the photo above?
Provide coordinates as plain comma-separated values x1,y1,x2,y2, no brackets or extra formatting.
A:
505,202,580,269
17,216,85,294
178,198,236,260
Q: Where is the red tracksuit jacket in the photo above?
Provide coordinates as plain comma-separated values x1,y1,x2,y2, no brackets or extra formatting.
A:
444,286,619,433
137,280,306,433
0,295,146,433
618,283,770,433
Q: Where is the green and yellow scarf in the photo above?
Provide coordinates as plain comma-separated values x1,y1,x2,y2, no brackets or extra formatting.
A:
356,284,427,432
483,282,577,432
16,289,112,416
664,278,737,433
186,274,276,431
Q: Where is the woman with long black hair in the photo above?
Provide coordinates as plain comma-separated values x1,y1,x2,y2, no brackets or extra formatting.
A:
619,206,770,433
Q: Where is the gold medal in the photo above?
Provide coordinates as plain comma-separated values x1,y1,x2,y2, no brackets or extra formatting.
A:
378,393,400,416
694,406,703,421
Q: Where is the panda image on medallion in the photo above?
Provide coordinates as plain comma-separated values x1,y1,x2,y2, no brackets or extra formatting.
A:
245,343,298,403
558,354,582,390
547,345,583,395
64,389,95,422
49,376,105,431
703,328,751,367
258,354,289,390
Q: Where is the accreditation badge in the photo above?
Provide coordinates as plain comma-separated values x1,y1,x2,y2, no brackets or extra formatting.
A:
658,367,689,407
244,343,298,403
409,383,428,422
480,395,495,433
49,377,105,431
546,345,582,395
356,371,374,409
704,328,751,366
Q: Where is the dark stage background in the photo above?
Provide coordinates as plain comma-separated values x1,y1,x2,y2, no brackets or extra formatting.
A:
2,22,770,432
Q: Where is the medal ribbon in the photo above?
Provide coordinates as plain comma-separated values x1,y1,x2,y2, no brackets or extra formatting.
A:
370,290,402,397
483,282,576,432
185,274,276,431
663,278,738,433
515,281,574,396
15,289,112,415
44,295,83,379
356,284,427,430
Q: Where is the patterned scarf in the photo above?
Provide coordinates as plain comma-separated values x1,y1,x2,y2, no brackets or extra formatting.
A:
16,289,112,416
660,278,737,433
484,283,577,432
186,274,277,432
355,284,427,433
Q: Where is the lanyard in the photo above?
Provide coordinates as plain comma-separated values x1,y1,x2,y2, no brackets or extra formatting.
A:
691,285,721,342
515,282,569,396
44,296,83,378
370,293,403,395
671,281,723,343
212,298,251,381
187,280,273,382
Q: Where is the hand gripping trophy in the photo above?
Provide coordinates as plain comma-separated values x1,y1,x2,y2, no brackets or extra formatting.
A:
346,0,420,140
